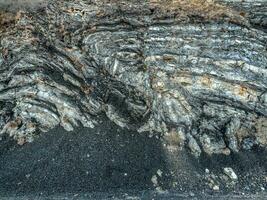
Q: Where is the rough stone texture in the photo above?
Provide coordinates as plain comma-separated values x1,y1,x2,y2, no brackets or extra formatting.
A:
0,0,266,157
216,0,267,30
0,0,48,11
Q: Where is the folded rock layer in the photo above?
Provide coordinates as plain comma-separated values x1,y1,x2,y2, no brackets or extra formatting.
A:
0,0,266,156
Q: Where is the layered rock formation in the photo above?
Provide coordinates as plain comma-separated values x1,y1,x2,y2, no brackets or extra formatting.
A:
0,0,266,156
216,0,267,29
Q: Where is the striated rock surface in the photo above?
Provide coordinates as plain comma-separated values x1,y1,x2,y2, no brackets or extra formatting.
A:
0,0,266,157
216,0,267,30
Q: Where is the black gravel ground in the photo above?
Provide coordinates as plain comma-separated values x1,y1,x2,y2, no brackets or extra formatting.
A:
0,119,266,199
0,119,170,197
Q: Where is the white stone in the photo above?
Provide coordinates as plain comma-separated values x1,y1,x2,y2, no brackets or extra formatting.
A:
213,185,220,191
223,167,238,180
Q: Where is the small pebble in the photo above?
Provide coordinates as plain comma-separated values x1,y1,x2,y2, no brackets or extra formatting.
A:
223,167,238,180
213,185,220,191
189,191,195,197
157,169,163,177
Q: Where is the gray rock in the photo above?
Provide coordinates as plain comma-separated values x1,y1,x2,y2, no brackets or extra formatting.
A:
187,135,202,157
216,0,267,29
0,0,266,155
223,167,238,181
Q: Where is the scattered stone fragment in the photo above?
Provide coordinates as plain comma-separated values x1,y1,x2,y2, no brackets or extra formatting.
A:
223,167,238,181
25,174,31,179
187,135,201,157
225,118,240,153
222,148,231,156
213,185,220,191
205,171,221,191
189,191,195,197
157,169,163,177
151,175,158,187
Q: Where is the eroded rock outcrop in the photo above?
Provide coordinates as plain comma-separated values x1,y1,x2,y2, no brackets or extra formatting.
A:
216,0,267,30
0,0,266,156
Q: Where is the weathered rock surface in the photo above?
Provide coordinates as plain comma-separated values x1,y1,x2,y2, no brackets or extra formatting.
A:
0,0,266,157
216,0,267,30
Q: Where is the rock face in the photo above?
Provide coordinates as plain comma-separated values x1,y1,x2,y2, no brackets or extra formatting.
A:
216,0,267,29
0,0,266,156
0,0,48,11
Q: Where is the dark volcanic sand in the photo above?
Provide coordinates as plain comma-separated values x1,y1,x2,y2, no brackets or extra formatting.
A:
0,118,266,199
